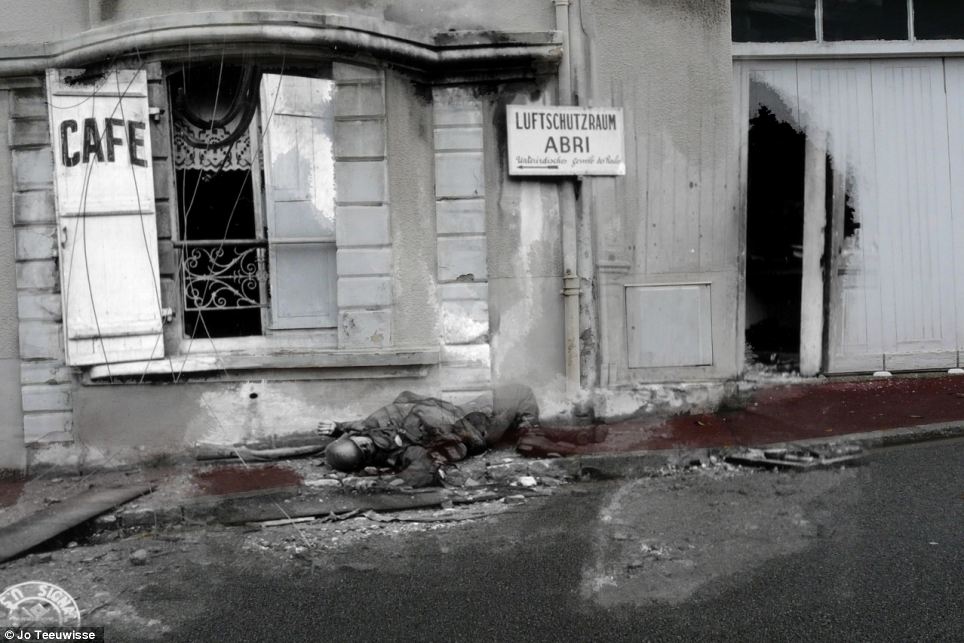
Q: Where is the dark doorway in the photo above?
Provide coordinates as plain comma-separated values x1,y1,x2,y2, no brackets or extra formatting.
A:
745,106,806,370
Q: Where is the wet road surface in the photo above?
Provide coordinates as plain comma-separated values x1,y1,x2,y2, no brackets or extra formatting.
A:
156,438,963,642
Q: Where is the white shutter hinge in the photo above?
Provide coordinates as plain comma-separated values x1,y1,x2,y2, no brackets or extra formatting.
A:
161,307,174,323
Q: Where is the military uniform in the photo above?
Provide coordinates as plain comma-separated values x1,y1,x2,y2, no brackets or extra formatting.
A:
329,385,539,487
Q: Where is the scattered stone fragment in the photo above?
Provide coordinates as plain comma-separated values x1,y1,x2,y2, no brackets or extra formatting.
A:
305,478,342,488
129,549,149,566
517,476,538,488
364,511,393,523
502,494,526,505
442,469,466,486
344,478,378,490
486,461,530,483
257,517,316,528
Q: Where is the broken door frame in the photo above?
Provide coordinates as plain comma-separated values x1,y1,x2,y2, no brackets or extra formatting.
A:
734,60,825,375
736,56,964,376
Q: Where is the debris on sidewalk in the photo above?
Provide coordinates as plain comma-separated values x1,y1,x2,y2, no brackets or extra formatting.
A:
515,476,538,488
361,501,512,523
128,548,150,566
724,443,865,470
254,516,317,528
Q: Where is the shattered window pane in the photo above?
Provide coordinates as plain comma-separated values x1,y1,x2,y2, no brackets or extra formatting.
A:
823,0,908,41
732,0,817,42
915,0,964,39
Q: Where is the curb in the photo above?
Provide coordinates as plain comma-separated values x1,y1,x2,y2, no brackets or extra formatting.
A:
547,421,964,481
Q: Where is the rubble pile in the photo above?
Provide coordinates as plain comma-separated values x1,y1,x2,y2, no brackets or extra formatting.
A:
724,443,864,470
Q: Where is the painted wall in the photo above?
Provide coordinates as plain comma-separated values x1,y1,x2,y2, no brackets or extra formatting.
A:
0,1,89,45
89,0,554,33
0,89,26,470
0,0,743,465
487,87,567,400
583,0,740,384
387,72,438,350
61,371,439,467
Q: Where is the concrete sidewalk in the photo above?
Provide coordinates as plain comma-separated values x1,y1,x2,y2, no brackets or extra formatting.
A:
2,374,963,536
533,373,964,455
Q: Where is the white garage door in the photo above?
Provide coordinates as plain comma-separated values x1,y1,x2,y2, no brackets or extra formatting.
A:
736,58,964,373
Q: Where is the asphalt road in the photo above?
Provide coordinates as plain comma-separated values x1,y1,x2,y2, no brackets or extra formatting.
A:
151,438,962,642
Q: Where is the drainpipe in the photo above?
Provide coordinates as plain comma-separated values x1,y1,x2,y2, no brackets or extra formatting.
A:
569,0,598,391
553,0,581,395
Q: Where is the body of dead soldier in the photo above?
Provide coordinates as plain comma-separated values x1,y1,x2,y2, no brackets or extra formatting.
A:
323,384,540,487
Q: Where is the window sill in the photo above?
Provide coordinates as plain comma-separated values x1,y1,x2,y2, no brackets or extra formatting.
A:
733,40,964,60
85,348,439,381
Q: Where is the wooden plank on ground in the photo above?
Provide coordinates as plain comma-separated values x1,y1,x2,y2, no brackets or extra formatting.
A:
210,490,502,525
0,485,152,563
211,490,449,525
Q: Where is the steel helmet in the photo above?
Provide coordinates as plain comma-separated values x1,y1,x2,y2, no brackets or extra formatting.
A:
325,437,365,472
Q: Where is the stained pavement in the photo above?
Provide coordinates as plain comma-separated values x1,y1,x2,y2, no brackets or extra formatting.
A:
535,374,964,454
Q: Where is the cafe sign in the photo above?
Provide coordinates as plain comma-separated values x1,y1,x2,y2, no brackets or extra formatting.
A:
506,106,625,176
46,68,155,215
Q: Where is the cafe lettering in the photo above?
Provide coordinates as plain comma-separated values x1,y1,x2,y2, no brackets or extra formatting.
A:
46,69,155,215
59,117,148,167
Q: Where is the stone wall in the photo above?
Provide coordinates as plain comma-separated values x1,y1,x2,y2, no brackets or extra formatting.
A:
433,88,491,405
334,63,393,349
9,83,73,445
0,89,26,468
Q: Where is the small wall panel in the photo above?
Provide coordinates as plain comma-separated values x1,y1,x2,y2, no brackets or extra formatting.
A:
626,283,712,368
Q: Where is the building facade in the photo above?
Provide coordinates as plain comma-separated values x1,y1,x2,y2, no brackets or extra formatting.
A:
15,1,959,471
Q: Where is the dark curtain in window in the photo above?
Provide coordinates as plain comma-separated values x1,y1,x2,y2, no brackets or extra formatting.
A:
732,0,817,42
915,0,964,40
823,0,907,41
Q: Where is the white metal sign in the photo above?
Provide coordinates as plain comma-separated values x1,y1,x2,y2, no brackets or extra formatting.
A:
46,69,155,215
507,106,625,176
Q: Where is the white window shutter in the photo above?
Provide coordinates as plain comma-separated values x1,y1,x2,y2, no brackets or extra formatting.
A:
260,73,338,329
46,69,164,366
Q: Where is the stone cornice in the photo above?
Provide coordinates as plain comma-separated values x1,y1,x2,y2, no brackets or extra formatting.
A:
0,11,562,81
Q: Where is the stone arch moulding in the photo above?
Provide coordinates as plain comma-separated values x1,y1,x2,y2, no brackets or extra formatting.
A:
0,11,562,83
